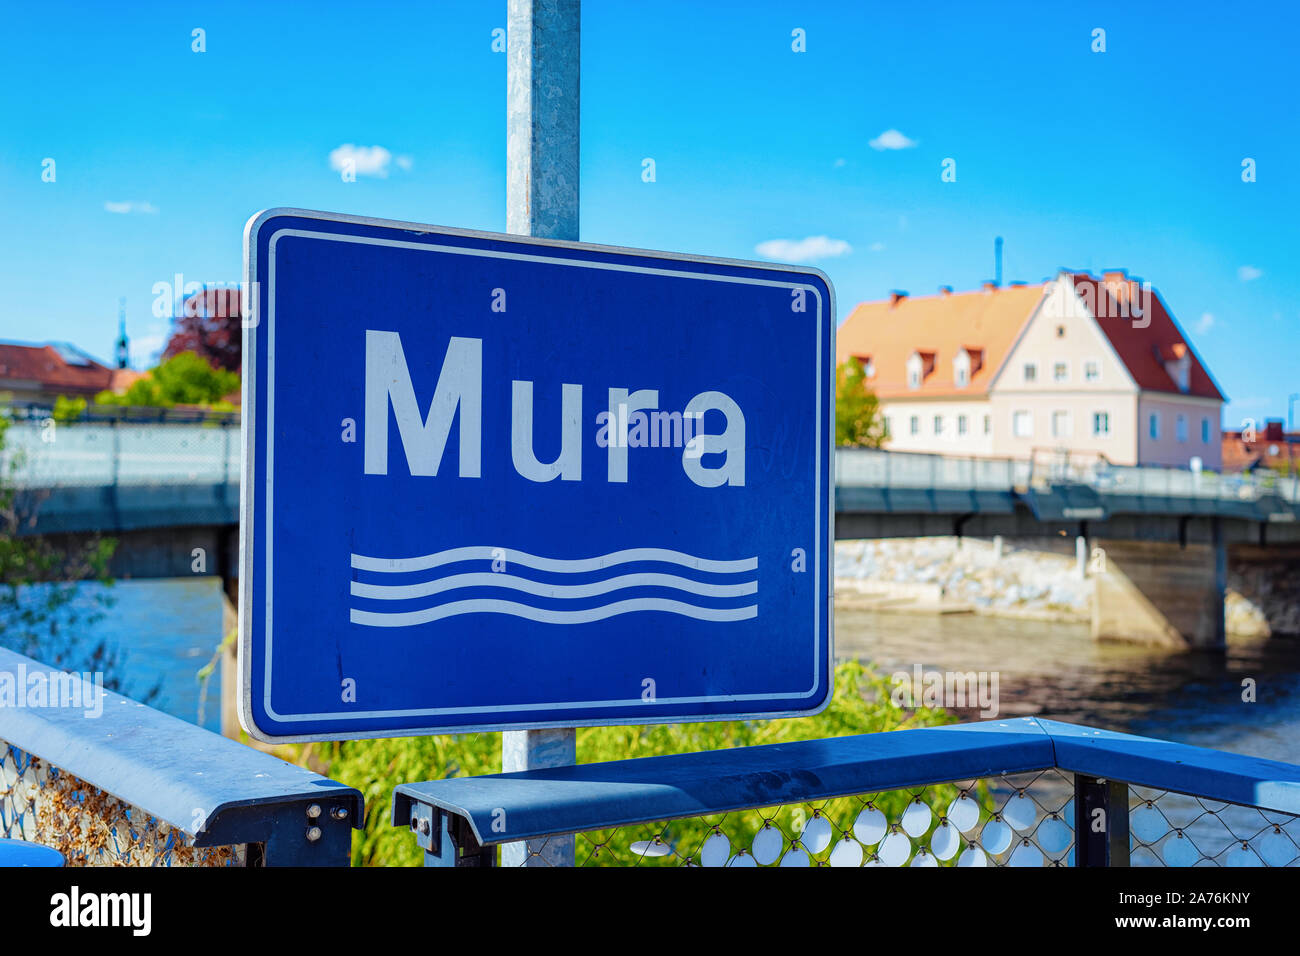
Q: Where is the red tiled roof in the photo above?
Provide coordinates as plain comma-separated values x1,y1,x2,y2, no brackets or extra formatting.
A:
1069,274,1225,401
837,273,1226,403
0,342,114,395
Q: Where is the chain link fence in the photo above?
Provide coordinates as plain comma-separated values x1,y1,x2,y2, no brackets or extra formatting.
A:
1,740,244,866
396,718,1300,868
503,770,1299,867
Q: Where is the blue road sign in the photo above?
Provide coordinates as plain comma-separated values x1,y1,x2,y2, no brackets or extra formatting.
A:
239,209,834,741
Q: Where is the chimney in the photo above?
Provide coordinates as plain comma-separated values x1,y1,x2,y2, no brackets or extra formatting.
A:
982,281,998,293
890,290,908,307
939,285,953,295
1101,269,1136,309
994,236,1003,287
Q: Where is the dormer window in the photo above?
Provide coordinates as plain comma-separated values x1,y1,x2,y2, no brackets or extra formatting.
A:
1161,344,1191,393
855,355,875,378
906,350,935,390
951,347,982,389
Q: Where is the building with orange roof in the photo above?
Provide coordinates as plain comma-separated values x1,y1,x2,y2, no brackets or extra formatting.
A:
836,270,1225,468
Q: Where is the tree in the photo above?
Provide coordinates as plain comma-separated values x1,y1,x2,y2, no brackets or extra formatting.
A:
835,358,886,447
94,351,239,409
52,395,87,422
162,287,243,373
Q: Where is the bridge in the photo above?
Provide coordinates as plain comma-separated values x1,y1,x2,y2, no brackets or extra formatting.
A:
5,419,1299,649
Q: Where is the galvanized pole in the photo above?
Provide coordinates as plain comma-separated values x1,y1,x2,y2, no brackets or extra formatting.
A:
501,0,580,868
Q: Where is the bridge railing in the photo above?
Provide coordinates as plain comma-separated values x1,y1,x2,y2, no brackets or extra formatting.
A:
6,423,1295,507
0,647,361,866
1,420,240,488
392,717,1300,867
835,448,1027,490
836,447,1299,503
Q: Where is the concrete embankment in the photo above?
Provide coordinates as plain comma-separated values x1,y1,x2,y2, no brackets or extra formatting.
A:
834,537,1299,641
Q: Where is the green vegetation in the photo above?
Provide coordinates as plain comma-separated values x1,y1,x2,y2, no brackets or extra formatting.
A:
293,659,957,867
94,351,239,410
51,395,87,422
835,358,886,447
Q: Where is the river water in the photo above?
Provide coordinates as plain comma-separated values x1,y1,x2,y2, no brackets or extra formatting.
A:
49,578,1300,765
837,608,1300,764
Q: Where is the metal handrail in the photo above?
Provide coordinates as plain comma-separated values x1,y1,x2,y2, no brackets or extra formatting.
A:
392,717,1300,866
0,647,361,865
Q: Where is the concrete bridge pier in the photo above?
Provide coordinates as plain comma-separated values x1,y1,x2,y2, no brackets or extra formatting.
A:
1090,522,1226,650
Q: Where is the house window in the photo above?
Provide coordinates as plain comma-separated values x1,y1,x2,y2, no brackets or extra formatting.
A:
1201,417,1210,443
983,414,991,435
1023,362,1037,383
883,416,892,439
1149,413,1160,440
906,352,924,390
957,414,968,436
1053,362,1068,383
953,350,971,388
1084,360,1100,383
1051,411,1072,438
1093,412,1111,436
1056,325,1066,338
933,415,944,436
909,415,920,436
1176,414,1188,443
1013,410,1033,438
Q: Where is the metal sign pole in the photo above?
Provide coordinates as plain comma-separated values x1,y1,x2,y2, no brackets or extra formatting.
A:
500,0,580,868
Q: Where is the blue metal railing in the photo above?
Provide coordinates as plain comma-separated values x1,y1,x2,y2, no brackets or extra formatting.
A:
392,718,1300,867
0,647,361,865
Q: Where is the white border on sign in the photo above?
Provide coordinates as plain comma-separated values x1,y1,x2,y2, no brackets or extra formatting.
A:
239,208,836,742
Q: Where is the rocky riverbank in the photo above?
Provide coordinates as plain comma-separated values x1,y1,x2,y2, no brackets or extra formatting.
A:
834,537,1092,621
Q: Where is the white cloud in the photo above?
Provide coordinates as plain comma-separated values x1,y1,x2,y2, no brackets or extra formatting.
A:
104,201,158,215
1238,265,1263,281
754,236,852,262
833,157,846,168
1194,312,1214,334
869,241,886,252
869,129,918,151
329,144,396,178
394,154,414,171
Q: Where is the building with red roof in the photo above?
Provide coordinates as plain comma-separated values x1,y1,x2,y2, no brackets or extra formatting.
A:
836,270,1225,468
0,341,117,407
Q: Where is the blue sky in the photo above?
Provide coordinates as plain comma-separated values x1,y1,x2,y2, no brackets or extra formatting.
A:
0,0,1295,426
